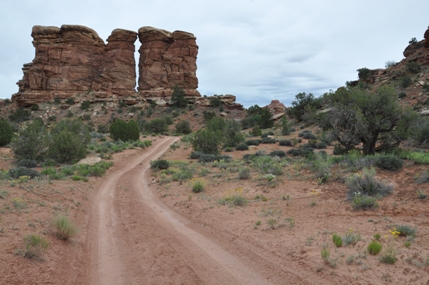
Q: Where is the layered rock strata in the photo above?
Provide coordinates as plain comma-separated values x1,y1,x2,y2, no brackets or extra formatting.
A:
13,25,200,106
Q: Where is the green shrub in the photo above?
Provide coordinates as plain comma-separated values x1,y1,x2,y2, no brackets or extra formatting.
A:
189,151,201,159
191,130,223,155
332,234,343,247
238,167,250,179
232,195,247,206
395,225,417,237
150,159,169,170
65,97,74,105
342,229,361,246
52,214,78,240
315,142,327,149
400,76,412,88
302,132,316,140
236,143,249,151
406,61,420,73
279,140,292,146
270,150,286,157
8,107,31,122
351,194,378,210
367,241,382,255
357,67,371,81
9,167,40,179
172,167,193,181
198,154,231,163
374,155,403,171
245,140,260,146
251,125,262,136
261,137,276,144
223,119,245,147
16,159,38,168
110,119,140,141
145,118,168,134
346,168,394,199
0,120,13,146
22,234,49,259
398,92,407,99
175,120,192,134
80,100,90,110
170,85,188,108
48,131,87,163
192,179,205,193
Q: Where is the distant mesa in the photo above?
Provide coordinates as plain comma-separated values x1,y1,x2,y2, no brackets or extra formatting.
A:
12,24,200,106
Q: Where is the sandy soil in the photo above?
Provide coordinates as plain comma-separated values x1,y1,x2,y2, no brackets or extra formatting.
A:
1,136,429,284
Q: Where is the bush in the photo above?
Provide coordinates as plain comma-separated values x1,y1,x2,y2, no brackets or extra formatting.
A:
170,85,188,108
251,125,262,136
279,140,292,146
398,92,407,99
287,146,314,157
380,247,397,264
238,167,250,179
52,214,78,240
80,100,90,110
0,120,13,146
110,119,140,141
65,97,74,105
192,179,205,193
8,107,31,122
150,159,169,170
16,159,37,168
236,143,249,151
374,155,403,171
198,154,231,163
175,120,192,134
22,234,49,259
332,234,343,247
400,76,412,88
9,167,40,179
232,196,247,206
395,225,417,237
357,67,371,81
48,131,87,163
189,151,201,159
245,140,260,146
270,150,286,157
351,195,378,210
191,130,223,155
406,61,420,73
302,132,316,140
145,118,168,134
223,119,245,147
367,241,382,255
315,142,327,149
346,168,393,199
261,137,276,144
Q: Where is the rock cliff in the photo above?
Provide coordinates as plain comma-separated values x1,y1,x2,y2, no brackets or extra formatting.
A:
13,25,200,106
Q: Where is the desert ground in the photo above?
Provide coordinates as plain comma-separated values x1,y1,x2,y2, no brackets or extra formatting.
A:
1,135,429,285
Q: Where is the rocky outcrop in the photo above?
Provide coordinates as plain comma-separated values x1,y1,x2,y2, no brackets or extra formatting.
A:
425,28,429,48
267,100,286,114
13,25,200,106
137,27,199,98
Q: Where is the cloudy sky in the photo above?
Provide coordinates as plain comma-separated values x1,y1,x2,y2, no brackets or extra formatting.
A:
1,0,428,107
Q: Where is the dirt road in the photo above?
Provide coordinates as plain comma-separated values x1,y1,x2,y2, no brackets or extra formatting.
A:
76,137,280,285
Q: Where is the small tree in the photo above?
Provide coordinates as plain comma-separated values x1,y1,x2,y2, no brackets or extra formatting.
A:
175,120,192,134
11,120,47,162
191,130,223,155
145,118,168,134
206,116,226,132
223,119,245,147
110,119,141,141
48,119,91,163
171,85,188,108
322,86,418,155
0,119,13,146
288,92,322,122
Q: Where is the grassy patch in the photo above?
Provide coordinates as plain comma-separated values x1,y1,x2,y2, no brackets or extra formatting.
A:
52,214,78,240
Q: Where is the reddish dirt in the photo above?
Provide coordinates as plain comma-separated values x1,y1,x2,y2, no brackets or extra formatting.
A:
1,136,429,284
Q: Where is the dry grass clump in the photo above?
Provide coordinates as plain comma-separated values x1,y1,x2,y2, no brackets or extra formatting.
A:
52,214,78,240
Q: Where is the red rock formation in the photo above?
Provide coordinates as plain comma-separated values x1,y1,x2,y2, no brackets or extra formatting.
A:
137,27,200,98
425,28,429,48
13,25,200,106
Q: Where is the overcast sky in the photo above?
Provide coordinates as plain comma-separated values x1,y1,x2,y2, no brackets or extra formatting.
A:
1,0,428,107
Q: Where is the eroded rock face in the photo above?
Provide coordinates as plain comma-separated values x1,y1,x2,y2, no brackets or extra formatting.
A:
13,25,200,106
137,27,199,98
425,28,429,48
